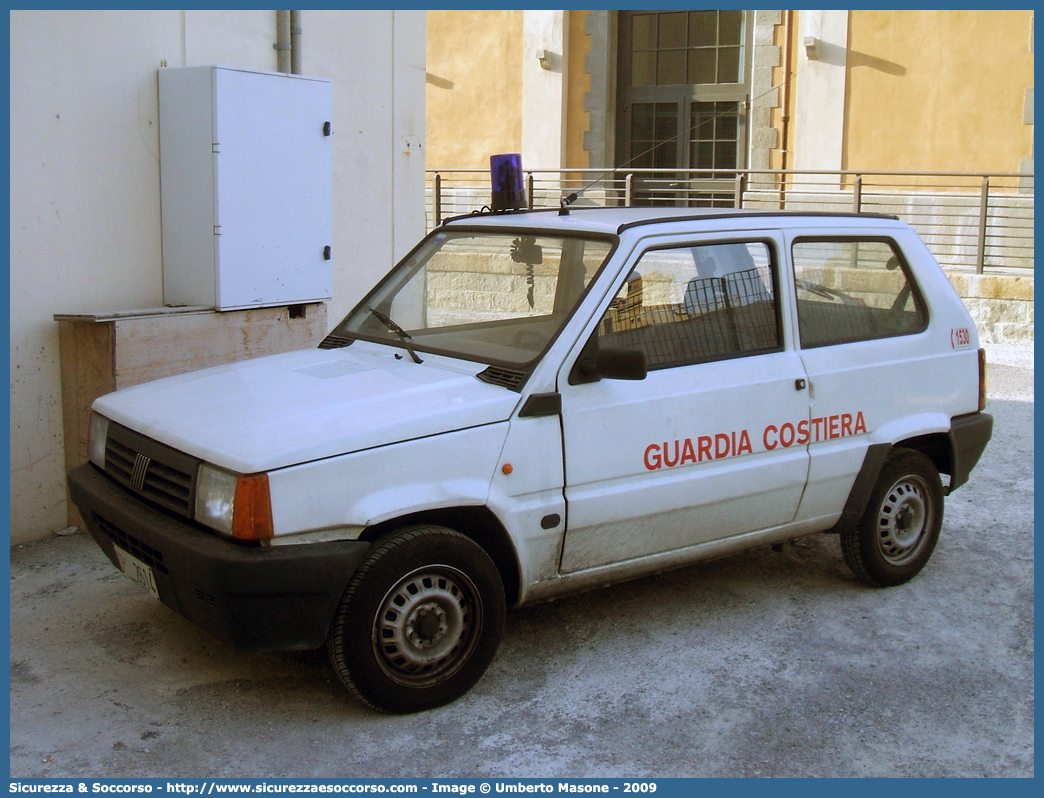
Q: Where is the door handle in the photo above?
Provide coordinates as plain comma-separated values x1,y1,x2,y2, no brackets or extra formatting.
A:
795,378,807,390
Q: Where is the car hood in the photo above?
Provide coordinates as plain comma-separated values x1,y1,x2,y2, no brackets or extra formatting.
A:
93,343,521,473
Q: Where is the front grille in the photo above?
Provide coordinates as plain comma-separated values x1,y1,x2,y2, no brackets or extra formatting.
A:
106,438,193,513
104,423,200,517
93,512,169,575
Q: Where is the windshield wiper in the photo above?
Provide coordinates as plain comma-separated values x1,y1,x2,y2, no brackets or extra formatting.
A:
369,308,423,364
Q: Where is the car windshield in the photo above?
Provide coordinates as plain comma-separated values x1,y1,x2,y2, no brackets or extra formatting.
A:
329,230,615,367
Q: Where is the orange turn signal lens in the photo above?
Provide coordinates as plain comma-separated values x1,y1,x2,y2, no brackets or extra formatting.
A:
232,473,274,541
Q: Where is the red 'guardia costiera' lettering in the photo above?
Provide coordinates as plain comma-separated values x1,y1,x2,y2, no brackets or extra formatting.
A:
644,430,754,470
644,411,868,471
763,411,867,450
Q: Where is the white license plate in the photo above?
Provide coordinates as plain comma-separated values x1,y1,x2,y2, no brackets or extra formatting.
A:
113,545,160,600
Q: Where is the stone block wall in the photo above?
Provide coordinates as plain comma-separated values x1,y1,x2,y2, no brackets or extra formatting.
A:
947,273,1034,345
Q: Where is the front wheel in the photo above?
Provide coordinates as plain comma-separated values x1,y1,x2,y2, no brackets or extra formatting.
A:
841,448,944,587
327,525,505,713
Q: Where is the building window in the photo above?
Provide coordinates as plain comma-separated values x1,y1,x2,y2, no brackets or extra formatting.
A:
629,10,744,87
617,10,753,205
691,101,740,170
629,103,678,169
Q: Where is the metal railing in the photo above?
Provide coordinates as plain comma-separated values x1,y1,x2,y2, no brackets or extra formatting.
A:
427,168,1034,275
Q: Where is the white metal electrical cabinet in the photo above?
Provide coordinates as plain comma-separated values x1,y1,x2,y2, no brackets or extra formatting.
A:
159,66,333,310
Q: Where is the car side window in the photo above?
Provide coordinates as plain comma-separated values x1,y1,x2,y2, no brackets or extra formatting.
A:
792,239,928,348
595,241,781,369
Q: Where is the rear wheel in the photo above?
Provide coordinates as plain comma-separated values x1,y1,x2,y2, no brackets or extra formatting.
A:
327,525,505,713
841,448,944,587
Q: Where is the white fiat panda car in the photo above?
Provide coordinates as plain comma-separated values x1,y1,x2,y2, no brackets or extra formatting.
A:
68,207,992,713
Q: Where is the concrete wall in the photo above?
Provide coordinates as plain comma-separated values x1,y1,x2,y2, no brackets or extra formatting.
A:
793,10,849,175
521,11,567,170
9,9,427,545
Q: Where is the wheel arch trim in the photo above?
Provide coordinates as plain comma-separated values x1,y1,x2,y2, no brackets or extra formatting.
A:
360,506,523,607
830,442,893,536
832,417,978,535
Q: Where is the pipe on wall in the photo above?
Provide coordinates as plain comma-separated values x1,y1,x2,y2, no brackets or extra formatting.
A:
275,10,291,73
290,10,302,75
781,9,794,173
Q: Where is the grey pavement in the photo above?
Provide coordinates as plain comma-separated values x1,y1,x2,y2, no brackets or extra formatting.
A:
9,343,1034,778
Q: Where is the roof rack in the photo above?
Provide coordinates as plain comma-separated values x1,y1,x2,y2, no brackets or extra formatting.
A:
439,205,589,226
615,209,900,233
439,206,900,231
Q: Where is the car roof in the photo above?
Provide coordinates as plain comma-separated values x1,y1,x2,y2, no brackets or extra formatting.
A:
441,206,901,236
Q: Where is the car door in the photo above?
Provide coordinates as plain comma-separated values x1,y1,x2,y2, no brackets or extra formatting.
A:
557,233,811,573
786,229,941,523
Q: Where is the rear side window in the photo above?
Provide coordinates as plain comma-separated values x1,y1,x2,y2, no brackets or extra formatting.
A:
596,241,781,369
792,239,927,348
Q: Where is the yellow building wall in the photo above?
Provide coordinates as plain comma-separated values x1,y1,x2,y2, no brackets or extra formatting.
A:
426,10,524,169
844,10,1034,173
427,11,1034,174
566,10,592,170
769,11,797,172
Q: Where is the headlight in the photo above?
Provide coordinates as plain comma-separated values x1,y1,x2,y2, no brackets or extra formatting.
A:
195,464,238,535
195,464,273,541
87,412,109,469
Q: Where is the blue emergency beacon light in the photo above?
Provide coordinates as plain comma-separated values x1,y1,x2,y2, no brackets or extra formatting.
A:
490,153,526,211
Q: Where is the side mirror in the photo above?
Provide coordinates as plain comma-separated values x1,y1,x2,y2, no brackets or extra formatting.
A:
572,347,647,384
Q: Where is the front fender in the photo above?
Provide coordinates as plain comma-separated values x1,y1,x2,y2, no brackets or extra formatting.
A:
267,423,510,536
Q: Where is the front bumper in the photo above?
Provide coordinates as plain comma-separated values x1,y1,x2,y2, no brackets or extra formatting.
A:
68,463,371,651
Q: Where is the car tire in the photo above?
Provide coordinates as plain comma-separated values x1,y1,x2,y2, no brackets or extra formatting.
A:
327,525,505,713
841,448,944,587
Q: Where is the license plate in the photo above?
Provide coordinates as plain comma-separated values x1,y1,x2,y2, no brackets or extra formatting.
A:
112,545,160,600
